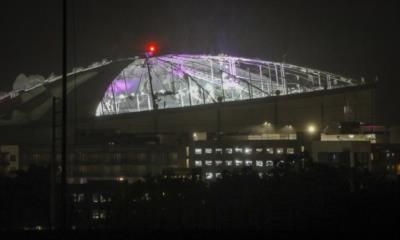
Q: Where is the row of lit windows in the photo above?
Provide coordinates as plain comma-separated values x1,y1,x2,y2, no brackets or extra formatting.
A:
204,172,270,180
194,147,295,155
194,160,277,167
72,193,112,203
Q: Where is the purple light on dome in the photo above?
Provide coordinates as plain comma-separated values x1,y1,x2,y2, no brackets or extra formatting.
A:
172,69,184,78
106,79,140,94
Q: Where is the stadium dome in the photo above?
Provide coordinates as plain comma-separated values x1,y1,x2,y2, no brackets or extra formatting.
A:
0,54,362,125
95,54,359,116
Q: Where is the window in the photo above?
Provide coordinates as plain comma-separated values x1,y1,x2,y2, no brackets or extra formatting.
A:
277,160,285,167
276,148,284,155
72,193,85,203
215,160,223,166
92,193,100,203
287,148,295,154
256,148,263,153
194,160,202,167
225,148,233,154
215,172,222,179
225,160,233,166
235,147,243,153
266,148,274,154
205,172,213,180
266,160,274,167
244,147,252,154
99,194,110,203
256,160,263,167
205,160,213,166
235,160,243,166
195,148,202,155
205,148,213,154
92,209,106,220
215,148,223,154
245,160,253,166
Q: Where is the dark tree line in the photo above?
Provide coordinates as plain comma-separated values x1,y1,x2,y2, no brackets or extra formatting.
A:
0,163,399,231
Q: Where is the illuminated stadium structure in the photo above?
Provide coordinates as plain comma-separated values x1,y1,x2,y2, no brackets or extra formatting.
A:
0,54,363,126
1,54,380,180
95,54,359,116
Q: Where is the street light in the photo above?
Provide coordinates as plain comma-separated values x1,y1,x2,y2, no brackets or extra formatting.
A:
307,124,316,134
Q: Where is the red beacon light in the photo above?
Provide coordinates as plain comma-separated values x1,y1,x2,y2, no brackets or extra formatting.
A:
145,43,157,57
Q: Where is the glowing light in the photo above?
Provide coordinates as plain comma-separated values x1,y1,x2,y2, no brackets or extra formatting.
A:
264,121,272,127
349,134,355,139
118,177,124,181
145,42,158,56
307,125,316,134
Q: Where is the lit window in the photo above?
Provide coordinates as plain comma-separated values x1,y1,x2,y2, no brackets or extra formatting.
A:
215,148,223,154
205,172,213,180
92,209,106,220
256,148,263,153
276,148,284,154
92,210,99,219
244,147,252,154
215,160,223,166
195,148,202,155
266,148,274,154
194,161,202,167
287,148,295,154
225,160,233,166
277,160,285,167
73,193,85,203
92,194,99,203
235,147,243,153
289,134,297,140
235,160,243,166
205,160,213,166
256,161,263,167
215,172,222,179
143,193,151,201
99,194,108,203
245,160,253,166
258,172,263,178
205,148,213,154
266,160,274,167
225,148,233,154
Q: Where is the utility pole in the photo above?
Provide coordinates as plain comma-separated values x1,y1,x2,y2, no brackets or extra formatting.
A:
61,0,68,231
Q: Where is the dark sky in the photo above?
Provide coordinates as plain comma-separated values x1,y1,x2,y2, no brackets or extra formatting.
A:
1,0,399,123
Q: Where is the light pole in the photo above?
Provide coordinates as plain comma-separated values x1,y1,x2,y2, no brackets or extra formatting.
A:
144,43,159,134
144,44,158,111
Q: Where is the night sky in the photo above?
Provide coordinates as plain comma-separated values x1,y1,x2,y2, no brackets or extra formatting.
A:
1,0,399,123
